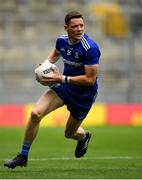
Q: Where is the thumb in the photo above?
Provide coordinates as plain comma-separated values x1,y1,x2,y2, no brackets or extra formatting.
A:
52,67,59,73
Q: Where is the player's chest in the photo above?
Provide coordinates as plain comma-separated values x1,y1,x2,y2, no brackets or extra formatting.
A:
60,46,83,61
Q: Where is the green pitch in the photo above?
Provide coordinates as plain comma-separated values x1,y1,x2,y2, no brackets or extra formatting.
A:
0,126,141,179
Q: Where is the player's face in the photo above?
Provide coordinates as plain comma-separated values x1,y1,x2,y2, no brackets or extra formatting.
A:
64,18,84,43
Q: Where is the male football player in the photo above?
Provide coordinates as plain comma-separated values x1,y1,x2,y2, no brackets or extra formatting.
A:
4,11,101,169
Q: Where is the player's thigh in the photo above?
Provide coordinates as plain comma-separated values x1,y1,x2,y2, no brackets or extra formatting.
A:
33,89,64,118
65,114,83,136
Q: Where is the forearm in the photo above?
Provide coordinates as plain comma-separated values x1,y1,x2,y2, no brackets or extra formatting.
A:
62,74,97,86
45,48,60,63
62,65,98,86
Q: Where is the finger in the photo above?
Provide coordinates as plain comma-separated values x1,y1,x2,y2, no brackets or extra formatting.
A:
42,75,52,79
41,77,53,82
39,81,50,86
35,73,40,82
39,62,43,66
51,67,58,73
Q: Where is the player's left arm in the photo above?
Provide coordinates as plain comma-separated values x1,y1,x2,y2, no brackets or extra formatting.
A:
41,64,98,86
41,47,100,86
67,64,98,86
68,47,100,86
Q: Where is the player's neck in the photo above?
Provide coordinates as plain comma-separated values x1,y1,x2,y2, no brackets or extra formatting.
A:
69,39,81,45
68,37,82,45
68,33,85,45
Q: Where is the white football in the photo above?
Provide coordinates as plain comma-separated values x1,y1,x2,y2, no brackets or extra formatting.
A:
35,62,56,80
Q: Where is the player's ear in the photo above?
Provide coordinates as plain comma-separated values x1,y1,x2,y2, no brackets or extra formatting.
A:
64,25,68,32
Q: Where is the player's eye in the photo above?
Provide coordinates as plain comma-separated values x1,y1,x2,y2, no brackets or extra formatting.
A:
72,24,83,29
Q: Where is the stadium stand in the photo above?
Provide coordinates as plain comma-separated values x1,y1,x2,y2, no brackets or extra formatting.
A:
0,0,142,103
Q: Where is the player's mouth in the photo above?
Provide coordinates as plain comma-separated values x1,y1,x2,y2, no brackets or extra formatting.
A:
75,33,83,38
76,33,83,36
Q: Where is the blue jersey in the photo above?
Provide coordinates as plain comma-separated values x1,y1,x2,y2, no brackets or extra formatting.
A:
51,33,101,120
56,33,100,76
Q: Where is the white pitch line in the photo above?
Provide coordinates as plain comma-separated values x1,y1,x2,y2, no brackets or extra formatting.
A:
29,156,138,161
0,156,139,161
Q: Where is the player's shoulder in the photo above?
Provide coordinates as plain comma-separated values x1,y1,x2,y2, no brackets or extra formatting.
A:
81,33,100,51
56,34,68,41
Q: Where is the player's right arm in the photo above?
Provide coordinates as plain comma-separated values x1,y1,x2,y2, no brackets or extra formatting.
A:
35,48,60,84
44,48,60,64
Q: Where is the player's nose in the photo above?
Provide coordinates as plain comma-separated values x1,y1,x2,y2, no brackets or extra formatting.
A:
76,25,82,31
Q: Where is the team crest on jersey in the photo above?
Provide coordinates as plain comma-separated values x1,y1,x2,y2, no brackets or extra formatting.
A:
75,52,79,59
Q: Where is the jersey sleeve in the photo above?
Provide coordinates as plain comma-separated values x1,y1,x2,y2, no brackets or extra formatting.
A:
55,37,61,52
84,47,101,65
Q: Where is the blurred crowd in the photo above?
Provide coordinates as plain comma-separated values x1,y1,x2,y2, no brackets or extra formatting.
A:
0,0,142,103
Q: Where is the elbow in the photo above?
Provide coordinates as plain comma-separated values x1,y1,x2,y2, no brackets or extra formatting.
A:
88,77,96,86
89,80,95,86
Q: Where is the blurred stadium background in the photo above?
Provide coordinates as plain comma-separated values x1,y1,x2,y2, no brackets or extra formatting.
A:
0,1,142,179
0,0,142,127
